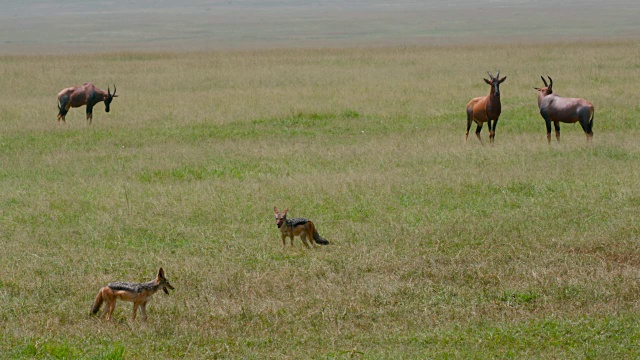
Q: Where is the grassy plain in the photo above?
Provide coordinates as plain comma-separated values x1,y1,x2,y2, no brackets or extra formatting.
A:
3,1,640,54
1,41,640,358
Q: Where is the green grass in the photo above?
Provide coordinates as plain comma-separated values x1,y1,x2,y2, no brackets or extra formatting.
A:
1,42,640,358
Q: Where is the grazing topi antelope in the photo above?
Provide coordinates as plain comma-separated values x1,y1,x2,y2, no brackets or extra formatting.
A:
466,71,507,144
57,83,117,124
534,76,594,143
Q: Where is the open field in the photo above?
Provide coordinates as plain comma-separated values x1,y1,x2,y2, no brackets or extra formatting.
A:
2,0,640,54
1,41,640,358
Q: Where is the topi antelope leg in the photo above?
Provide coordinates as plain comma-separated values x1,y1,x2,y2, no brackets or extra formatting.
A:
465,112,473,142
490,119,498,144
554,121,561,142
543,117,552,144
475,123,484,144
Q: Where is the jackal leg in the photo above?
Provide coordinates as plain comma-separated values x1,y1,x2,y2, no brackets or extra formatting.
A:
105,300,116,321
299,233,311,248
133,302,139,320
139,303,148,321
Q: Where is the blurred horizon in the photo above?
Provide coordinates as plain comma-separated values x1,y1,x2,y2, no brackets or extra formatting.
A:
2,0,640,54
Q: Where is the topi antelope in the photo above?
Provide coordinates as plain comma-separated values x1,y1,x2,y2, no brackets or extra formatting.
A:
466,71,507,145
57,83,117,124
534,76,594,143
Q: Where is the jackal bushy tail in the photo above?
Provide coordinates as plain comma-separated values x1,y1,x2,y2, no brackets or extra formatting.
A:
310,221,329,245
91,291,104,315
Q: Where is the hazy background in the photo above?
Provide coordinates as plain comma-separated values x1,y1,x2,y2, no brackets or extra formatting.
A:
2,0,640,54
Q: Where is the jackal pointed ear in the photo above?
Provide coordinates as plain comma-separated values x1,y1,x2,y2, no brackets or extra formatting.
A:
158,267,165,278
283,208,288,214
274,206,279,213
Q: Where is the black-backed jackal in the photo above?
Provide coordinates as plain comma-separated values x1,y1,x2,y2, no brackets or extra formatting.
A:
274,206,329,247
90,267,174,321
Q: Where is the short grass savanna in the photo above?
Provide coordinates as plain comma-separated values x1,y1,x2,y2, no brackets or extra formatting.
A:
1,41,640,358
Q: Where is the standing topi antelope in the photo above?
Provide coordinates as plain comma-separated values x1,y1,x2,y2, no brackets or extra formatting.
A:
534,76,594,143
466,71,507,145
57,83,117,124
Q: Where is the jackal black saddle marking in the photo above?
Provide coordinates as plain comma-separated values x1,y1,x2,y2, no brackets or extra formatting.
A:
108,282,144,293
288,217,309,227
